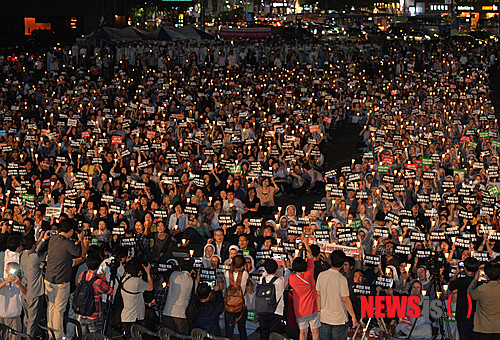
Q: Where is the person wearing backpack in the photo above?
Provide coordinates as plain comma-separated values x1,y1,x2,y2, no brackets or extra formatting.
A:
256,258,286,340
74,253,113,337
224,254,248,340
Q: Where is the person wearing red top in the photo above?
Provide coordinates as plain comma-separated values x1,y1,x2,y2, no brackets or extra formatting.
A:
288,235,320,340
77,254,113,337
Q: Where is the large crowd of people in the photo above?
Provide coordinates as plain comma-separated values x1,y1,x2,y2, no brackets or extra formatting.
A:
0,34,499,340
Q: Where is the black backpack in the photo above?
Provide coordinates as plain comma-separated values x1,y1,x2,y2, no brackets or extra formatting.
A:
73,272,99,316
255,276,280,314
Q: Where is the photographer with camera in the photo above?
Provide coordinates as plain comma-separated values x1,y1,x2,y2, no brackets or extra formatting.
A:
449,256,479,340
121,259,154,339
190,281,225,337
75,253,114,337
467,262,500,339
44,219,89,340
19,232,50,338
0,262,26,340
100,246,128,295
162,258,194,335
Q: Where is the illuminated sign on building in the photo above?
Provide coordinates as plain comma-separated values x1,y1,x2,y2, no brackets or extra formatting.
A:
24,18,51,36
482,5,498,11
430,4,449,11
457,5,474,11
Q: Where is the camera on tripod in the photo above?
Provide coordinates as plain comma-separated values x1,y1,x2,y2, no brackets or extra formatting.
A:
426,251,445,276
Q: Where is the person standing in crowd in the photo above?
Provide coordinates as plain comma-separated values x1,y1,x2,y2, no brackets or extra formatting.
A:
0,263,26,340
191,281,225,336
224,255,248,340
45,219,88,340
19,233,49,338
257,258,286,340
468,262,500,340
316,250,357,340
289,235,320,340
76,253,113,336
449,256,479,340
162,259,194,335
121,260,154,339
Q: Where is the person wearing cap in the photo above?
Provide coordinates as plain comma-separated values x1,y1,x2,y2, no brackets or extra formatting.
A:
224,245,240,265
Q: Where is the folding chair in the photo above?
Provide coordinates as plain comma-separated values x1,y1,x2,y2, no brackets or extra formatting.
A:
66,317,83,340
83,333,110,340
0,323,32,340
131,324,160,340
159,327,192,340
270,332,293,340
191,328,229,340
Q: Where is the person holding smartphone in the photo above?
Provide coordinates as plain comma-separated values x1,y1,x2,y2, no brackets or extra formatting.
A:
191,281,225,336
0,262,26,340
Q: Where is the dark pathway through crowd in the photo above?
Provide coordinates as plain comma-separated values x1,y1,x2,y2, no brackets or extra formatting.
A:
490,66,500,122
275,123,364,209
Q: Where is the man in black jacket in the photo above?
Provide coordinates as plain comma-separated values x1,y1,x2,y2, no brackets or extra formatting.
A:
449,256,479,340
209,228,230,261
191,282,224,336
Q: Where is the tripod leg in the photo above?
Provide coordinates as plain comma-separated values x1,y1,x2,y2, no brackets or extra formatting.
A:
361,318,372,340
352,322,362,340
377,318,388,335
408,280,435,339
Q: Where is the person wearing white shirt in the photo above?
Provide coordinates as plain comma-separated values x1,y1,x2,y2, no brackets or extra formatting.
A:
162,261,194,335
316,250,357,340
257,259,286,340
222,191,245,223
224,255,249,340
0,263,26,340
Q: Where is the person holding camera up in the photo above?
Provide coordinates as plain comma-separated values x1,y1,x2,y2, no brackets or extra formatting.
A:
449,256,479,340
74,253,113,337
288,233,320,340
0,262,26,340
162,259,194,335
121,259,154,339
190,281,225,336
45,219,89,340
19,232,50,338
467,262,500,340
256,258,286,340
